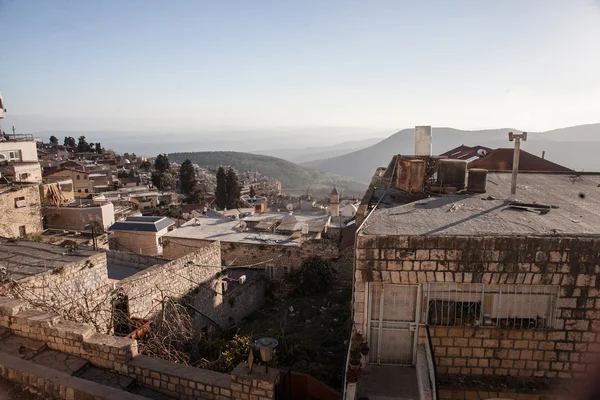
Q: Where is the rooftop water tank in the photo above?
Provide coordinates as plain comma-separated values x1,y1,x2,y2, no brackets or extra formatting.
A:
468,168,488,193
438,159,467,189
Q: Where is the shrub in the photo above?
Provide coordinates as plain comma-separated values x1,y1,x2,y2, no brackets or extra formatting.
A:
284,256,337,296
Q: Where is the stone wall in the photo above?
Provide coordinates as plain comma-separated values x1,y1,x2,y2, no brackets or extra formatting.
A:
190,271,267,329
104,249,168,270
1,252,112,332
117,242,222,320
163,236,351,284
0,185,43,238
0,296,279,400
355,234,600,381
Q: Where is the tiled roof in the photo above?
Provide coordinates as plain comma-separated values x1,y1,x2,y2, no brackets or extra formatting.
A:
468,148,573,172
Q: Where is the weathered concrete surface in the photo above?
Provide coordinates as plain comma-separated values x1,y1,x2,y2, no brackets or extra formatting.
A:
356,365,419,400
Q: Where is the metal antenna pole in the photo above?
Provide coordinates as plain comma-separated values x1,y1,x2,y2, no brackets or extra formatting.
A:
508,132,527,197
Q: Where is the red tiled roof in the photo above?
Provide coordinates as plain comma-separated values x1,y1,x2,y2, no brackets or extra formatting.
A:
468,148,573,172
440,145,493,162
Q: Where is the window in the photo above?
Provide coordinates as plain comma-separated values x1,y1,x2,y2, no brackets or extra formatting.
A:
77,189,82,193
14,196,26,208
423,283,559,329
76,175,80,180
8,151,21,161
18,226,26,237
19,173,29,181
266,265,274,280
84,189,89,193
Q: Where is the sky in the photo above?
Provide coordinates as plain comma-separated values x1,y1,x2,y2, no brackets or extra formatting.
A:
1,0,599,143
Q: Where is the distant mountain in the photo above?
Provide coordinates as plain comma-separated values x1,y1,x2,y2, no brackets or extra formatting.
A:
252,137,385,163
302,124,600,181
167,151,367,197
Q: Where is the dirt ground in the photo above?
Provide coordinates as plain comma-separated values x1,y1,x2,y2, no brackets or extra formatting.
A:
0,379,46,400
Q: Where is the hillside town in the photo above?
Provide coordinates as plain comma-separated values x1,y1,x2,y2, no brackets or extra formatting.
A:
0,84,598,400
4,0,600,397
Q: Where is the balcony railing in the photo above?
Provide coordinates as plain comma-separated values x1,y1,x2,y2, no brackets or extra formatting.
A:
1,133,35,142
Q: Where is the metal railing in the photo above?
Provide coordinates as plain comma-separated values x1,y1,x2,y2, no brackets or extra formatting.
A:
425,325,439,400
1,133,35,142
422,283,560,329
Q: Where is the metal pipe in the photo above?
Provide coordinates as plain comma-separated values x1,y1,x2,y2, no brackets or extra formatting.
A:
511,137,521,195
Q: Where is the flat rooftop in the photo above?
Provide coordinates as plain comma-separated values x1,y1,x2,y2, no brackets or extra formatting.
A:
0,239,100,281
362,173,600,236
165,217,302,246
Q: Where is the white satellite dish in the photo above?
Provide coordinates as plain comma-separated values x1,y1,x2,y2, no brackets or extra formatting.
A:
286,203,294,212
477,149,488,156
237,221,247,231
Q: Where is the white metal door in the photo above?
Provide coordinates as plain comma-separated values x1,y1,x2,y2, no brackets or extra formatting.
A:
368,284,420,366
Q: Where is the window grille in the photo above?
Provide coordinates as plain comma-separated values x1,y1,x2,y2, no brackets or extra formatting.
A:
423,283,559,330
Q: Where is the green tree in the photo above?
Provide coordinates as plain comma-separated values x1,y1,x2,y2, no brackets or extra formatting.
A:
77,136,90,152
216,166,227,209
249,185,256,198
284,256,337,296
49,135,58,145
225,167,241,209
186,181,204,204
154,154,170,174
64,136,76,147
95,143,103,154
151,171,163,190
179,159,196,195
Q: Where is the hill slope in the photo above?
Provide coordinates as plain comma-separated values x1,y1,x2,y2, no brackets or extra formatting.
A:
252,137,384,163
168,151,367,197
303,124,600,181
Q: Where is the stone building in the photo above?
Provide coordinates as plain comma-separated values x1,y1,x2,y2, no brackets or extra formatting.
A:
45,200,115,232
0,239,112,331
347,131,600,399
109,216,175,255
162,214,354,284
45,168,94,197
0,183,43,238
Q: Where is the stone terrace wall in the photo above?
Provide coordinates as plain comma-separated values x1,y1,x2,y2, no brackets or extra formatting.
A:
0,297,279,400
104,249,168,270
117,242,222,320
164,237,350,283
1,251,112,332
355,234,600,380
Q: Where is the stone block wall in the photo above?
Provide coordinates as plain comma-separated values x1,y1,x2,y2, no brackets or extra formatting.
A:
0,297,279,400
231,363,279,400
218,273,267,328
1,252,112,332
163,236,351,284
0,297,137,374
355,234,600,380
0,185,43,238
117,242,222,320
104,249,168,270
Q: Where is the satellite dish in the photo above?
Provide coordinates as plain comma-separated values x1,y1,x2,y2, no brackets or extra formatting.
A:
477,149,488,156
286,203,294,212
237,221,247,230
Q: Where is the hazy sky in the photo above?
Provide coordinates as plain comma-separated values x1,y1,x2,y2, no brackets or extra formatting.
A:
1,0,599,136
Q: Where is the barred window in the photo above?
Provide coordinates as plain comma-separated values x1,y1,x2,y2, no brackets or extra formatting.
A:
422,283,559,330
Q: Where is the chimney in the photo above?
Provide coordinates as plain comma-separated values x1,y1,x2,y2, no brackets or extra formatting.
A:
542,151,546,159
415,126,432,156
